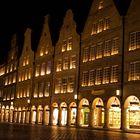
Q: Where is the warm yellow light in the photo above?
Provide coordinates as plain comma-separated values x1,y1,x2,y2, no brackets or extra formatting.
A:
74,94,77,100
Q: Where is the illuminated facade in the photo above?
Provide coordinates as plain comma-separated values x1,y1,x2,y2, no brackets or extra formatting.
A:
14,28,34,123
51,9,80,126
0,0,140,131
32,15,53,125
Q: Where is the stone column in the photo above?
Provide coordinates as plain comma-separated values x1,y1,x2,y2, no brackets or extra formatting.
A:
103,107,109,128
121,107,127,130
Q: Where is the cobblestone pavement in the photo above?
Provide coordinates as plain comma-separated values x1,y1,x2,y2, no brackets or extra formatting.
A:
0,123,140,140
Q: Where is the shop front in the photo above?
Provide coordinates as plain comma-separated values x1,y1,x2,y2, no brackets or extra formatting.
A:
31,106,37,124
79,98,90,127
92,98,104,127
125,96,140,129
60,102,67,126
108,97,121,128
44,105,50,125
52,103,59,125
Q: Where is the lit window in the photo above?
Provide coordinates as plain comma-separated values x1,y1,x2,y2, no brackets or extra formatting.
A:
98,19,104,33
27,86,30,97
28,68,32,79
35,65,40,77
91,23,97,35
63,58,69,70
61,78,67,93
68,77,74,92
41,63,46,76
111,37,119,55
104,18,110,30
104,40,111,57
82,71,88,86
70,56,76,69
98,1,103,10
129,61,140,81
89,46,96,61
8,75,12,85
129,31,140,51
34,84,38,98
111,65,119,83
67,37,72,51
103,67,110,84
10,64,13,72
95,68,102,85
6,66,9,73
25,69,28,80
62,40,67,52
21,71,25,81
44,82,50,97
56,60,62,72
88,70,95,86
39,83,44,97
46,61,51,74
55,79,61,94
96,43,103,59
40,47,44,56
5,77,8,85
83,48,89,62
18,72,21,82
45,47,48,55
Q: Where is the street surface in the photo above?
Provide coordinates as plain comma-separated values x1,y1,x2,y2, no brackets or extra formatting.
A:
0,123,140,140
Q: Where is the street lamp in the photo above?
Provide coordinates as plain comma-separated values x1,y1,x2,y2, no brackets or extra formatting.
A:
74,94,77,100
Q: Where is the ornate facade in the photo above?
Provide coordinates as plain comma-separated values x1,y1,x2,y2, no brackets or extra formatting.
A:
0,0,140,131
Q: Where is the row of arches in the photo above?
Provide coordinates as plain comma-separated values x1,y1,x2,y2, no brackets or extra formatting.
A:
0,95,140,129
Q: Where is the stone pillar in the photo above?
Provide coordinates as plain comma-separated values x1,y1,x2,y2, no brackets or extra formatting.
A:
58,107,61,126
89,108,93,127
67,107,70,126
121,107,127,130
97,107,102,126
103,107,109,128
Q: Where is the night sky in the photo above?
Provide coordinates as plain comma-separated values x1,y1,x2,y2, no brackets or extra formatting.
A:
0,0,131,64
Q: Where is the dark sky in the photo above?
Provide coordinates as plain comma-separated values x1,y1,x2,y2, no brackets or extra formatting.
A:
0,0,130,64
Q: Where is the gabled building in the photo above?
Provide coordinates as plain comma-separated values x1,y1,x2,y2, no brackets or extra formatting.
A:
1,34,18,122
122,0,140,130
31,15,54,125
79,0,122,128
0,64,5,122
51,9,80,126
14,28,34,123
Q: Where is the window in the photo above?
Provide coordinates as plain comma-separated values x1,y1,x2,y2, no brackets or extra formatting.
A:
104,18,110,30
83,48,89,62
6,65,9,73
96,43,103,59
82,71,88,86
56,60,62,72
10,64,13,72
35,65,40,77
68,77,74,93
0,89,3,98
111,65,119,83
41,63,46,76
34,84,38,98
63,58,69,70
28,68,32,79
46,61,51,74
98,19,104,33
62,78,67,93
88,70,95,86
40,47,44,56
104,40,111,56
25,69,28,80
111,37,119,55
129,31,140,51
44,82,50,97
89,46,95,61
67,37,72,51
91,23,97,35
103,67,110,84
70,56,76,69
98,1,103,10
62,40,67,52
39,83,44,97
27,86,30,97
11,87,15,100
95,68,102,85
55,79,61,94
129,61,140,81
